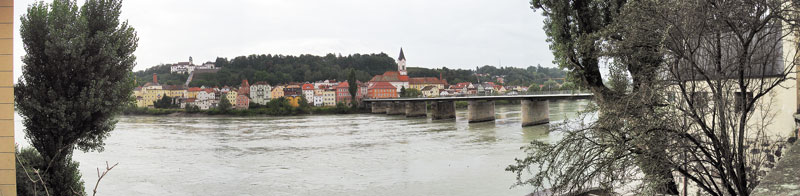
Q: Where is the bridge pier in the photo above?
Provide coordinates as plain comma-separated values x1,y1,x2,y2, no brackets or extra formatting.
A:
405,101,427,117
386,101,405,115
521,100,549,127
468,100,495,123
431,101,455,120
371,102,387,114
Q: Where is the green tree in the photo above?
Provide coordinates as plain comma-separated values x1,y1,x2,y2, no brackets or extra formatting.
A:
153,95,175,109
218,94,232,112
509,0,680,195
14,0,138,194
542,79,558,91
527,83,540,92
399,86,406,97
559,81,577,90
402,88,421,98
347,69,358,106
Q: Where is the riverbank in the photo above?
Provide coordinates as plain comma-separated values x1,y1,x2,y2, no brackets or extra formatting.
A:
122,105,368,117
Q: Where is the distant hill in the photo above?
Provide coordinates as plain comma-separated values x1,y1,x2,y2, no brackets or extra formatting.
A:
408,65,567,86
134,53,568,87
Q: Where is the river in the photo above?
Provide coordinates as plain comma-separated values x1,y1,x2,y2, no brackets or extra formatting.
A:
14,100,590,196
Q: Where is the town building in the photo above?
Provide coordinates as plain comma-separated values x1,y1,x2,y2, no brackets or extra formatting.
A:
187,87,202,99
409,76,447,91
368,49,411,92
335,81,351,104
271,85,285,99
314,80,338,89
238,80,250,96
368,82,398,99
170,56,218,74
250,82,272,104
421,86,439,97
322,89,337,106
313,88,325,107
225,91,238,106
302,83,315,103
236,94,250,110
286,96,302,107
196,89,217,110
284,84,302,97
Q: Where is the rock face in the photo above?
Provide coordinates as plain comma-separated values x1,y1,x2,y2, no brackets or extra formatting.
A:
751,143,800,196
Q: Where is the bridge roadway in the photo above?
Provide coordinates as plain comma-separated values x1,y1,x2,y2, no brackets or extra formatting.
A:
363,93,593,127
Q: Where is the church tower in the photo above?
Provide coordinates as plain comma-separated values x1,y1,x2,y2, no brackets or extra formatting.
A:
398,48,407,75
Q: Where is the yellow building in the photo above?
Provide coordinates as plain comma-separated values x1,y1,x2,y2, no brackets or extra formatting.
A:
271,85,285,99
409,77,447,91
225,91,238,106
286,96,300,107
323,90,336,106
0,0,16,194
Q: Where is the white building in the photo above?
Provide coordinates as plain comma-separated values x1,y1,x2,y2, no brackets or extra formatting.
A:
250,82,272,105
170,57,218,74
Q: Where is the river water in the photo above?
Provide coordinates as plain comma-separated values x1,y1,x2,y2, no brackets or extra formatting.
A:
14,100,590,196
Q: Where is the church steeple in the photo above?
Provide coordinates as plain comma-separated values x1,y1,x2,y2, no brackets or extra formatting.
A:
398,47,407,76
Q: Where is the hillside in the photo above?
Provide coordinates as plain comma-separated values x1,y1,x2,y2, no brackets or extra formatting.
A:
134,53,568,87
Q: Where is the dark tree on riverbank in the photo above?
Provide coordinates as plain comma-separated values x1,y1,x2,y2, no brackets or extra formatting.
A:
509,0,800,195
15,0,138,194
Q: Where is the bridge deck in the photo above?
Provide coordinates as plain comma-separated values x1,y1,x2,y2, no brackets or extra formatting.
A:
363,93,594,102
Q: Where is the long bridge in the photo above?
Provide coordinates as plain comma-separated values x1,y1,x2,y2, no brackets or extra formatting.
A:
363,92,594,127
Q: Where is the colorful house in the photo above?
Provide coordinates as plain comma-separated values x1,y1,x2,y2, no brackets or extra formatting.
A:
236,94,250,110
284,84,302,97
368,82,398,99
323,89,336,106
225,91,238,106
302,83,315,103
271,85,285,99
238,80,250,96
250,82,272,104
409,77,447,91
286,96,301,107
335,81,351,104
421,86,439,97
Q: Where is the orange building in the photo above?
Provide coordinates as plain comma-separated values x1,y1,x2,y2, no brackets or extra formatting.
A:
335,81,351,104
368,82,398,99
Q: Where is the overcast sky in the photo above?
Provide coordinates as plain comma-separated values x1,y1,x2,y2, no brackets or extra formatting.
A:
12,0,555,79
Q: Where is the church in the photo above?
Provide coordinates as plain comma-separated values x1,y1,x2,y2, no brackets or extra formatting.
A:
367,48,448,97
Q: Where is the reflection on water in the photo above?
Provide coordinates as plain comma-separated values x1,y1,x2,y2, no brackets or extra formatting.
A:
14,100,590,196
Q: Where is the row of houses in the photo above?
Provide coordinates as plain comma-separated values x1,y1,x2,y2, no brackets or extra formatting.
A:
134,48,533,110
134,75,368,110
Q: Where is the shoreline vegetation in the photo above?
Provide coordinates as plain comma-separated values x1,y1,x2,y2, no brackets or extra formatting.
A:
122,100,521,116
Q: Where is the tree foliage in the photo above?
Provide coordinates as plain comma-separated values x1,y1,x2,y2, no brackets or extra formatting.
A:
167,53,393,87
153,95,177,109
15,0,138,194
218,94,232,111
510,0,800,196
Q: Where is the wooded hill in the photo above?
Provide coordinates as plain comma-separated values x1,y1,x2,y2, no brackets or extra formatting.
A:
133,53,568,87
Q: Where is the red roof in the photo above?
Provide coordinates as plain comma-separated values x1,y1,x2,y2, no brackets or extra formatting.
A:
302,83,314,90
252,81,270,86
188,87,202,92
369,82,396,89
336,81,350,88
369,71,409,82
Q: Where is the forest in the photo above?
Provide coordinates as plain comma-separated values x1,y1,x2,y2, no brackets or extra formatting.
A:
133,53,568,87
